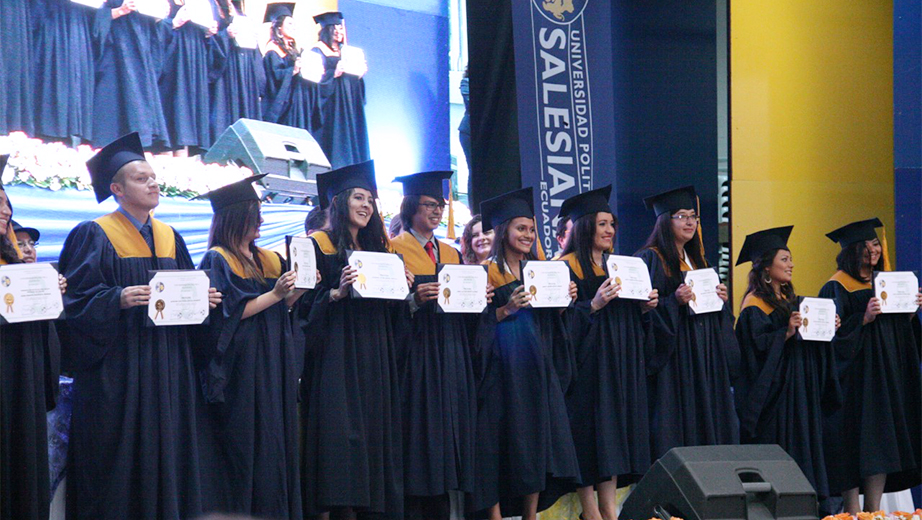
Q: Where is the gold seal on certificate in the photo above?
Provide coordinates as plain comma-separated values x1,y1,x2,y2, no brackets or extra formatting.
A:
437,264,488,314
521,260,571,308
684,268,723,315
799,296,836,342
604,254,653,300
146,270,211,326
287,236,317,290
347,250,409,301
874,271,920,313
0,263,64,324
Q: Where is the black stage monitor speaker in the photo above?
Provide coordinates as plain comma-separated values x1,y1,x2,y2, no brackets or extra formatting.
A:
620,445,817,520
204,119,331,204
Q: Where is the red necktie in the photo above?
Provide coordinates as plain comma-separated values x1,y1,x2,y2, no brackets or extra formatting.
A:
424,242,437,264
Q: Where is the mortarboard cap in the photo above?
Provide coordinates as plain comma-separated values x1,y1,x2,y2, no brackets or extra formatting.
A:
86,132,147,203
643,185,697,217
558,184,613,222
316,160,377,209
736,225,793,266
313,11,343,26
825,218,884,248
193,174,268,212
264,2,294,23
480,187,534,230
11,220,39,242
393,170,453,201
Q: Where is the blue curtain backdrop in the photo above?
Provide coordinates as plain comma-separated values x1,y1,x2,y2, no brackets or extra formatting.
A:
6,185,312,265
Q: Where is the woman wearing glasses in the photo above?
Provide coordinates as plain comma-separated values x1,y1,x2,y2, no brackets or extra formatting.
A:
635,186,740,461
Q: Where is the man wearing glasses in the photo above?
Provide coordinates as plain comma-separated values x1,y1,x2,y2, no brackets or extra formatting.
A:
12,221,39,263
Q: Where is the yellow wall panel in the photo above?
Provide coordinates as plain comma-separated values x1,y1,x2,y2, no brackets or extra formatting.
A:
730,0,894,311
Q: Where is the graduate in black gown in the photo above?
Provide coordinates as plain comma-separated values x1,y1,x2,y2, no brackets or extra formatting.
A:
556,186,656,520
634,186,740,461
32,0,96,142
194,175,309,519
159,0,218,153
208,0,265,142
390,171,487,520
261,5,320,131
818,218,922,513
734,226,842,501
472,188,580,520
299,160,408,519
58,133,222,520
0,0,34,136
0,157,64,520
91,0,172,149
310,12,370,169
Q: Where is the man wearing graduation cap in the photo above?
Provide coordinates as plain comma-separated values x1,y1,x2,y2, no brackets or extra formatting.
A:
390,171,486,519
57,133,221,520
818,217,922,514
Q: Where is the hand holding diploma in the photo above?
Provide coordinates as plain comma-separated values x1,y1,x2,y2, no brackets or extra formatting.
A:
590,277,621,313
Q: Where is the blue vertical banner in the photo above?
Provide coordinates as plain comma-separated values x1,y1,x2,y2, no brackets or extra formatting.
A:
510,0,617,257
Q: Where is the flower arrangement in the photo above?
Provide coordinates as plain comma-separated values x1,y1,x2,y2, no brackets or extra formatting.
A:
823,510,922,520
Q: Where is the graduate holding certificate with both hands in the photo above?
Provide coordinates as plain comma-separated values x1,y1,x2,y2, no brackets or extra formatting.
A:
555,186,656,520
57,133,221,520
298,160,410,519
734,226,841,501
819,218,922,514
471,187,580,520
635,185,740,462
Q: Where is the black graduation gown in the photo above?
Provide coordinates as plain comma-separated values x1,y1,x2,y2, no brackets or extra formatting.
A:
390,233,478,498
195,248,302,519
159,0,213,149
0,0,34,136
1,298,61,520
311,46,370,169
91,0,170,149
58,214,202,520
298,232,404,517
562,254,652,487
470,261,579,515
636,248,740,461
819,272,921,495
735,294,841,499
32,0,95,142
261,47,320,131
208,17,265,143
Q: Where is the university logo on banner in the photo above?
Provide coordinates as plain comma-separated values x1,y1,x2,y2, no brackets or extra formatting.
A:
512,0,612,257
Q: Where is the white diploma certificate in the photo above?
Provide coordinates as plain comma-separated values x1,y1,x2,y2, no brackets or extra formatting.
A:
287,236,317,290
300,51,325,83
874,271,920,314
604,254,652,301
185,0,215,28
521,260,571,308
347,250,409,301
147,270,210,326
798,297,837,342
339,45,366,76
230,15,258,49
436,264,488,314
136,0,169,19
684,268,723,315
0,263,64,324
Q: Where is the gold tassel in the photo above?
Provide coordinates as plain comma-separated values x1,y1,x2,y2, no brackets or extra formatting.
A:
534,217,547,260
696,195,706,261
6,224,22,259
446,180,456,240
880,224,891,271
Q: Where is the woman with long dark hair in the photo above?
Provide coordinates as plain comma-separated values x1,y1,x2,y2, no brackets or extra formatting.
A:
635,185,739,461
734,226,841,501
556,186,656,520
261,6,320,131
819,218,921,513
310,11,370,169
194,175,309,519
460,214,493,265
471,187,579,520
298,160,408,519
0,157,65,520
